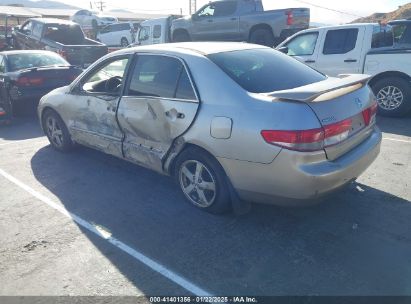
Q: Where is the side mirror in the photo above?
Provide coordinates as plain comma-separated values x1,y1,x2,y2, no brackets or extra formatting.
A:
277,46,289,54
192,14,199,21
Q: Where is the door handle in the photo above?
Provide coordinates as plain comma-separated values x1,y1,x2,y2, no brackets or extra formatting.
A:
344,59,357,63
165,110,185,119
305,60,316,63
230,17,237,20
207,19,213,23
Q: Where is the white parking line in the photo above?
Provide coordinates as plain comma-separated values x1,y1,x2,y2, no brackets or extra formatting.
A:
383,137,411,144
0,138,47,147
0,168,212,297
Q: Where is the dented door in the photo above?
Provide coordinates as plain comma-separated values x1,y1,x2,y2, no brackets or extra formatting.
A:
117,54,199,172
68,56,131,158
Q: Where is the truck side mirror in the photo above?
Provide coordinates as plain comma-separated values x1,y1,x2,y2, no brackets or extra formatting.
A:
192,14,199,21
278,46,289,54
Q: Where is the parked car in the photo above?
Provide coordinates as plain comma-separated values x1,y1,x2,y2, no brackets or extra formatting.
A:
135,16,179,46
97,22,139,47
13,18,108,68
170,0,310,46
38,42,381,213
276,21,411,117
71,10,118,29
0,50,82,116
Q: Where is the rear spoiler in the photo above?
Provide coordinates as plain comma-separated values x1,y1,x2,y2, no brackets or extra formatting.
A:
265,74,371,102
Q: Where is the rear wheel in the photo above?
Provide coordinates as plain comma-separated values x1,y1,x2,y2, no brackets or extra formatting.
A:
174,148,231,214
173,31,190,42
371,77,411,117
120,37,129,47
249,28,275,47
42,109,74,152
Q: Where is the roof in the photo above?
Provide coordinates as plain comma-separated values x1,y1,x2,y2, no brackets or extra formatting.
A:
117,42,266,57
28,18,77,25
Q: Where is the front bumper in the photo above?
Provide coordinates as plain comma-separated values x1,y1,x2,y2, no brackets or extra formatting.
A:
218,126,382,206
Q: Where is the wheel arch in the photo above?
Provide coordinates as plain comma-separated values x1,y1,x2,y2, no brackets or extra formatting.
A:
40,106,63,132
172,28,190,42
248,23,274,40
369,71,411,88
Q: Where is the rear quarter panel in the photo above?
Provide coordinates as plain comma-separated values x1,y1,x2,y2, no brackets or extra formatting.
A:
180,54,322,164
365,52,411,77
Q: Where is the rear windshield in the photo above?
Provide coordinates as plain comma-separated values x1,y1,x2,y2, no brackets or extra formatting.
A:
207,48,326,93
43,24,84,45
8,53,68,72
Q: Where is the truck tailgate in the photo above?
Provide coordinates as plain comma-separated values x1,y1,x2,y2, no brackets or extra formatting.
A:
63,45,108,67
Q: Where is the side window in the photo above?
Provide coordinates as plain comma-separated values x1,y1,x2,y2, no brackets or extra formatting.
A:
197,4,215,17
323,29,358,55
21,21,33,35
372,25,393,48
176,69,196,100
0,55,5,73
393,24,411,45
284,32,318,56
153,25,161,38
138,26,150,41
82,57,129,94
120,23,130,31
128,55,195,100
213,1,237,17
32,23,43,38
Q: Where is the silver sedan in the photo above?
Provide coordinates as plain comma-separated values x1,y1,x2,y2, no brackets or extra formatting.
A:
38,42,382,213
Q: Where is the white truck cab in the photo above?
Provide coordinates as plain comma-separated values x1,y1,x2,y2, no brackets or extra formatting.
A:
277,21,411,117
136,16,180,46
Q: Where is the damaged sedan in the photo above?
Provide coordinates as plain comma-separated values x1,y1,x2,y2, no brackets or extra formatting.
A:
38,42,382,213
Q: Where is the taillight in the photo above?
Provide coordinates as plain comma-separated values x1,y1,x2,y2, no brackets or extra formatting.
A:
362,103,378,126
0,107,6,116
261,119,354,152
286,11,294,25
16,76,45,86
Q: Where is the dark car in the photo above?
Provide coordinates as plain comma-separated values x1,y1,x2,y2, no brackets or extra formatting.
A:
13,18,108,68
0,50,83,117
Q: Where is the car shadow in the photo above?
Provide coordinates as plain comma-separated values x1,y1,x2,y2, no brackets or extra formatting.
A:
377,115,411,137
30,145,411,296
0,116,44,141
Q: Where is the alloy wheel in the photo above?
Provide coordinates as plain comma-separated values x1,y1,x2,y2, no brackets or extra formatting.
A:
179,160,217,208
46,116,64,148
376,85,404,111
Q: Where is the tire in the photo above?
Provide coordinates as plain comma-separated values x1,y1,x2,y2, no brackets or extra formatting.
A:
120,37,129,47
173,31,190,42
174,147,231,214
371,77,411,117
249,28,275,47
42,109,74,152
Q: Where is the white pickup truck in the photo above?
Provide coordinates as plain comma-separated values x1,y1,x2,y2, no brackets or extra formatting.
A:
277,20,411,117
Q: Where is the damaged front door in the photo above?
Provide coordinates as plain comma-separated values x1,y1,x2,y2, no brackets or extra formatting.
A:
68,56,130,157
117,54,199,172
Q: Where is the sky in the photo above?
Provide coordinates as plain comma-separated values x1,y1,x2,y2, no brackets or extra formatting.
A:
55,0,410,24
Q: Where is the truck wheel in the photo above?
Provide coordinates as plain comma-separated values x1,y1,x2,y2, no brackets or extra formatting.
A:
173,31,190,42
174,147,231,214
371,77,411,117
120,37,129,47
249,28,275,47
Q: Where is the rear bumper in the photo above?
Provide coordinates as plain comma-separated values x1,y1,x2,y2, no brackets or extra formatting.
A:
218,126,382,206
9,87,52,103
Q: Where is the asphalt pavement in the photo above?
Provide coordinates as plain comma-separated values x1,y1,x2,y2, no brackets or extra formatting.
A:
0,115,410,297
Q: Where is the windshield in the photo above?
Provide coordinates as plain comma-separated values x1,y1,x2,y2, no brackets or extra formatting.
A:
208,48,326,93
8,53,69,72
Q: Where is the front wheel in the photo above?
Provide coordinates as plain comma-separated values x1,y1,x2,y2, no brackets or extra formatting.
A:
249,28,275,47
42,109,74,152
174,148,231,214
372,77,411,117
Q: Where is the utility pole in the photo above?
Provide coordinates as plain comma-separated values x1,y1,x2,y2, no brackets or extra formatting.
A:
94,0,106,12
189,0,196,15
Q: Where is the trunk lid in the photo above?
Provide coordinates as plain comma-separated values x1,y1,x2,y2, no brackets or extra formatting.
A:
18,66,82,89
62,45,108,67
267,74,377,160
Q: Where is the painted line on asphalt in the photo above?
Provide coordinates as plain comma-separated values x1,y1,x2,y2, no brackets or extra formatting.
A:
0,168,212,297
383,137,411,144
0,138,47,147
